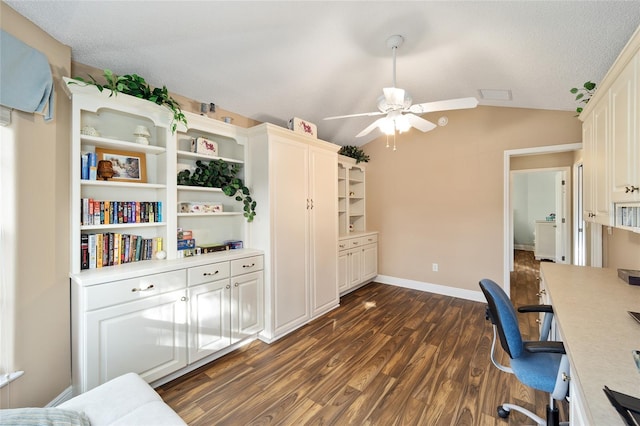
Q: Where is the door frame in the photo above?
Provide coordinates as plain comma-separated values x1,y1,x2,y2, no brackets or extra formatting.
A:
503,143,582,295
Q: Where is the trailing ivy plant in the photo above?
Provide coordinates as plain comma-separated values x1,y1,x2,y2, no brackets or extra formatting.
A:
69,69,187,133
570,81,597,115
338,145,370,164
177,159,256,222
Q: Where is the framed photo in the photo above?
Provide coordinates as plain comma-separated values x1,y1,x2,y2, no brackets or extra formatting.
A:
95,148,147,183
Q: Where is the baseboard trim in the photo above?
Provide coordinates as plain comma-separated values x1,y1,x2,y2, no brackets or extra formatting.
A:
514,244,534,251
47,385,73,407
375,275,485,303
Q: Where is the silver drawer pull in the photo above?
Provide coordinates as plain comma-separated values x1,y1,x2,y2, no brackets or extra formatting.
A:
131,284,155,292
243,263,255,268
367,238,373,242
339,244,346,248
203,271,219,276
352,242,359,245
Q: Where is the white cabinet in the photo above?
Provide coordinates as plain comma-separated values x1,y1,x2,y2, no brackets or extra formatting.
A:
338,156,367,236
338,232,378,294
187,257,264,364
610,52,639,202
581,33,640,228
248,124,339,342
534,221,556,261
176,112,249,248
71,251,263,394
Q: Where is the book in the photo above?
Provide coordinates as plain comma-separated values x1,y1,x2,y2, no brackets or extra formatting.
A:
81,153,89,180
96,233,103,268
88,234,97,269
80,234,89,270
177,238,196,250
88,152,97,180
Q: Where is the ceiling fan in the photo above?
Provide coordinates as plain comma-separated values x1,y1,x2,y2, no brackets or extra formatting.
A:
324,35,479,139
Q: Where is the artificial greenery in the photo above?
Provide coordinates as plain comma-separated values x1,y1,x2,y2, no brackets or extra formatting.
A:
338,145,370,163
69,69,187,133
570,81,597,115
177,159,256,222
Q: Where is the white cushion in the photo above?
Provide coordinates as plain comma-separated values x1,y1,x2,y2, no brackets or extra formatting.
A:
58,373,185,426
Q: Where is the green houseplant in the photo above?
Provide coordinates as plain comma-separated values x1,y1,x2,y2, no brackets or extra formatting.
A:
570,81,597,115
338,145,370,164
69,69,187,133
177,159,256,222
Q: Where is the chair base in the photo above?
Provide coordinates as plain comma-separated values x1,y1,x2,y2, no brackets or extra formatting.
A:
496,403,568,425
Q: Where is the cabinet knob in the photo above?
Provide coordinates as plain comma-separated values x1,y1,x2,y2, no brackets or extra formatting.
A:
203,271,219,276
243,263,255,268
131,284,155,292
234,283,239,287
180,296,188,302
226,284,231,289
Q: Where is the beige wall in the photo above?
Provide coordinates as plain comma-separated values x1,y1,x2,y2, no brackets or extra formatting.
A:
1,2,72,408
364,106,582,292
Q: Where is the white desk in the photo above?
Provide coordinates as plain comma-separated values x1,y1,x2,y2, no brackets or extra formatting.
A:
540,263,640,425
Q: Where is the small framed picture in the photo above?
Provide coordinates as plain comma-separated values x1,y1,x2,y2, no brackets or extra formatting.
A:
95,148,147,183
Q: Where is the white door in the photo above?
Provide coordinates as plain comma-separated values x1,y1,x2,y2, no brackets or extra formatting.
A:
349,248,362,288
188,279,231,363
337,250,349,292
85,289,187,390
271,138,310,335
309,147,339,316
361,243,378,282
231,271,264,342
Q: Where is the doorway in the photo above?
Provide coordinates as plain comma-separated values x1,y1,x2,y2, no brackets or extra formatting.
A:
502,143,582,295
511,168,570,263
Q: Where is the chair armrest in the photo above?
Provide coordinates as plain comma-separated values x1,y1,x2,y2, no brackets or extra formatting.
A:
524,341,565,354
518,304,553,314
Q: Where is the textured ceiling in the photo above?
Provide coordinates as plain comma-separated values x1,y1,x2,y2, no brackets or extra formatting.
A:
7,1,640,146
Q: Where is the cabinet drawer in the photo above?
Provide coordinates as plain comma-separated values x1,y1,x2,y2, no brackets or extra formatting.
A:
188,262,230,286
85,269,186,311
231,255,264,276
362,234,378,245
347,237,364,248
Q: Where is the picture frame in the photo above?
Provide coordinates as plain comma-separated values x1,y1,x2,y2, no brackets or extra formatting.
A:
95,148,147,183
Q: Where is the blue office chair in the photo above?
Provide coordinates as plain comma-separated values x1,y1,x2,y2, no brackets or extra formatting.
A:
479,278,570,425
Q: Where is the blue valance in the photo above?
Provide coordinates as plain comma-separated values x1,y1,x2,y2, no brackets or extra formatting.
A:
0,30,54,121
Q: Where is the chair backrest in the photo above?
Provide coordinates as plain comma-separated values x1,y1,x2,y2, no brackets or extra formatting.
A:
479,279,524,359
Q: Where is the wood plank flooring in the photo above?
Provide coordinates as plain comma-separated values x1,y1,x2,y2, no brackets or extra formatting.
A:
158,250,565,425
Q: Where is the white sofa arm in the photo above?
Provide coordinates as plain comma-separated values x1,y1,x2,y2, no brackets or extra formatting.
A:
58,373,185,426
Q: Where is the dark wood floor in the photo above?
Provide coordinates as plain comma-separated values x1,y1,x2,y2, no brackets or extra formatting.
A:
158,250,563,425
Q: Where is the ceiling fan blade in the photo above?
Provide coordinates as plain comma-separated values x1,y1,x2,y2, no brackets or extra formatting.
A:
356,117,388,138
324,111,385,120
407,97,479,114
404,114,437,132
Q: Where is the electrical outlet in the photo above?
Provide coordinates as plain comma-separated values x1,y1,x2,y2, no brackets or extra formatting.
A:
432,263,438,272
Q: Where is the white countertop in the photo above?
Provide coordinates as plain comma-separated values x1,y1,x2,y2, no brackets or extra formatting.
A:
540,263,640,425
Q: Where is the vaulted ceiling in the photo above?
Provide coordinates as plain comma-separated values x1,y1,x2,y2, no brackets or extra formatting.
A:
7,1,640,146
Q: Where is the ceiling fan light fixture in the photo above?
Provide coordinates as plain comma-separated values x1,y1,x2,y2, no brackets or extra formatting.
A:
379,118,395,135
395,115,411,133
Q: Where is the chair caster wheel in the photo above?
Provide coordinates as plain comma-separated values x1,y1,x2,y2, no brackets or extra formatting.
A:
497,406,510,419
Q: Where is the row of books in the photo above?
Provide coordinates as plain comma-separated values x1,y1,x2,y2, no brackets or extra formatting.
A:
81,152,98,180
81,199,162,226
80,233,163,270
619,206,640,228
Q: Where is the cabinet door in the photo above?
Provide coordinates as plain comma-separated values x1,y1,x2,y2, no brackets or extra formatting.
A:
271,138,310,334
361,243,378,282
583,114,595,221
611,55,639,201
188,279,231,364
231,271,264,342
593,100,611,225
309,147,339,316
85,289,187,391
349,248,363,288
338,250,349,292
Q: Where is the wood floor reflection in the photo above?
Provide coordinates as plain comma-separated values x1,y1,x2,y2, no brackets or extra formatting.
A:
158,250,565,425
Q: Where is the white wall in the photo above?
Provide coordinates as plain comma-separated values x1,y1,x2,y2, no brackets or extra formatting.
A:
513,171,557,248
